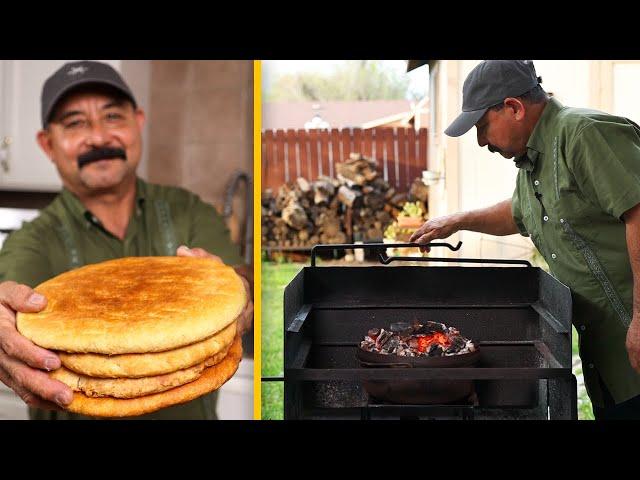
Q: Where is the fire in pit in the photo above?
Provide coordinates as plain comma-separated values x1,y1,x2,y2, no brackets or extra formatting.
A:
360,321,476,357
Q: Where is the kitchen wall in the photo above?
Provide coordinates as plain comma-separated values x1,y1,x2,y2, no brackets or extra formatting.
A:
145,61,254,245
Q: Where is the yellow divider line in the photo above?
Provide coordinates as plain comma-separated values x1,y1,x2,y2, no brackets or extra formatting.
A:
252,59,262,420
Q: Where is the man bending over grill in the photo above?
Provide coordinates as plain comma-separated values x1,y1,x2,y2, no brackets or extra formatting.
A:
410,60,640,420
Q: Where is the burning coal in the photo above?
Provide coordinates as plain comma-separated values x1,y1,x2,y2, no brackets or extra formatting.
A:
360,320,476,357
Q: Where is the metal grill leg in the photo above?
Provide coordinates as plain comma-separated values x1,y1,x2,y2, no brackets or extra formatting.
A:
548,375,578,420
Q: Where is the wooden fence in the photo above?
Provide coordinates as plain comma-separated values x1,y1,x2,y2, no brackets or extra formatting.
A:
261,127,428,192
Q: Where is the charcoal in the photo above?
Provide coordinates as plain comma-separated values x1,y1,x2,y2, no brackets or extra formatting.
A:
387,336,399,350
425,321,447,333
376,330,393,348
450,336,465,350
427,345,443,357
414,324,437,335
361,321,475,357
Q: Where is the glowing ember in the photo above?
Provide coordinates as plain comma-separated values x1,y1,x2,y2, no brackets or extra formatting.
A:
360,320,475,357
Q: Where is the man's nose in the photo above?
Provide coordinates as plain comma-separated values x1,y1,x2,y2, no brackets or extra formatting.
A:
476,130,487,147
86,120,109,146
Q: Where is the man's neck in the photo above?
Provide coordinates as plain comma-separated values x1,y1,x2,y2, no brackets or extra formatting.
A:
70,176,138,240
515,99,550,160
524,100,549,139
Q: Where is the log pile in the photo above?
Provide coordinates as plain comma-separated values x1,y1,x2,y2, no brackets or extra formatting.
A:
262,153,429,249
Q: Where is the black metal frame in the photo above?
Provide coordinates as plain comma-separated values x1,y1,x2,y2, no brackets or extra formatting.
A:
282,242,577,420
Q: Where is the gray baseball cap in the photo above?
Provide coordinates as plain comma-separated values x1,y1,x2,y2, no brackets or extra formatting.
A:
41,60,137,128
445,60,542,137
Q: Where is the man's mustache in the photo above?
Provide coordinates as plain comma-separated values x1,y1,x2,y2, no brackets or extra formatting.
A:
77,147,127,169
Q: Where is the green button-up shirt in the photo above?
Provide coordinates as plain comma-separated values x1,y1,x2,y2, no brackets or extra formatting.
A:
512,97,640,407
0,177,243,419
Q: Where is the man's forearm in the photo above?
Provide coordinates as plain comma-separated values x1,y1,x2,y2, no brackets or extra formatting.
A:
455,199,520,236
623,203,640,372
624,205,640,318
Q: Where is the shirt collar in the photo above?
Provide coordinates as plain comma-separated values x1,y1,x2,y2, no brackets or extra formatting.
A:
59,176,147,227
513,97,564,171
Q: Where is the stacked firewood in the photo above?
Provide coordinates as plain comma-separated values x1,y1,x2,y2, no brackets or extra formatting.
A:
262,153,429,249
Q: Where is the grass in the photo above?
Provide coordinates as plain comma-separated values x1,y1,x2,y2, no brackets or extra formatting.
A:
260,260,305,420
260,256,595,420
573,325,595,420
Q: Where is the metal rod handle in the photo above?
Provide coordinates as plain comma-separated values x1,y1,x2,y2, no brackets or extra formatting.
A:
310,241,531,267
310,241,462,266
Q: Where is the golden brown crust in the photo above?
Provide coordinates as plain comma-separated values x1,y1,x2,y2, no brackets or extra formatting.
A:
58,322,236,378
50,344,231,399
16,257,246,354
62,336,242,417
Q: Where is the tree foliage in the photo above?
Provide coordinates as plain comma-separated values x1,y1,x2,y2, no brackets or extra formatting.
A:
266,61,413,102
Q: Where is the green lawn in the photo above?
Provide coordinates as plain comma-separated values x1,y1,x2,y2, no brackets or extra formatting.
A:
573,325,595,420
261,261,305,420
260,258,594,420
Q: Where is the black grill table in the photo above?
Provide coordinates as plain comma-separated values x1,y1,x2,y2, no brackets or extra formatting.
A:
283,242,578,420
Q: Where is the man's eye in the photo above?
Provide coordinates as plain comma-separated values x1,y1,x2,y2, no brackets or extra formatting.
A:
106,112,124,121
64,120,86,129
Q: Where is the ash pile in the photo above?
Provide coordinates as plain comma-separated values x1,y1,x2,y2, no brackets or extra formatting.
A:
360,320,476,357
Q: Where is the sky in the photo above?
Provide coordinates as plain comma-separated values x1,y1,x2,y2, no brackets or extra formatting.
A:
261,60,429,101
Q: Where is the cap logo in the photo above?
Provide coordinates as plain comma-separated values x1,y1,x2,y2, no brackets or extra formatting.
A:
67,66,88,76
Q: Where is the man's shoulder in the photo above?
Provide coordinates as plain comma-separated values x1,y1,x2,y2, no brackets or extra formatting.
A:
555,105,629,137
0,197,69,255
11,196,67,237
140,180,203,206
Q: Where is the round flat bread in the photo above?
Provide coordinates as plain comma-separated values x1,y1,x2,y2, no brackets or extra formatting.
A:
16,257,246,354
61,336,242,417
59,321,236,378
50,344,231,398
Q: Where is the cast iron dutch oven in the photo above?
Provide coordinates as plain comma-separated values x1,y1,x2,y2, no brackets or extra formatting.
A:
356,343,481,404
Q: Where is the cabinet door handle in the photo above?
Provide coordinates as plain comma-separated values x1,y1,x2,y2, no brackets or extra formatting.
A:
0,136,11,173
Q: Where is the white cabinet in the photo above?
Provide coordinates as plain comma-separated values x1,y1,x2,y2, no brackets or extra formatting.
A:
0,60,122,192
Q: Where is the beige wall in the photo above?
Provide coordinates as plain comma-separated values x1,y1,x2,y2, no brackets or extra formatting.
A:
145,61,253,244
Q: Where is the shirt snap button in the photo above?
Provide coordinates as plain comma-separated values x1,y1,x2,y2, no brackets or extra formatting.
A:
551,253,557,259
580,325,586,331
534,180,540,186
560,218,565,223
543,215,549,221
588,363,594,369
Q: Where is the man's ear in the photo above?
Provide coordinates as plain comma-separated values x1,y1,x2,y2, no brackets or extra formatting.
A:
36,129,55,163
134,107,146,131
504,97,526,121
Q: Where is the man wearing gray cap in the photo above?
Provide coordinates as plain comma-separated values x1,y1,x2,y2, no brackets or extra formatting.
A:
0,60,253,419
410,60,640,419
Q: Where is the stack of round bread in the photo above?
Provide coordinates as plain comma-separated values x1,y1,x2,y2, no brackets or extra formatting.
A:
16,256,247,418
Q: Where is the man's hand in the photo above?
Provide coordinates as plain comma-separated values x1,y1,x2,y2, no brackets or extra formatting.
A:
626,316,640,373
409,214,462,252
0,281,73,410
408,200,519,252
176,245,254,336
